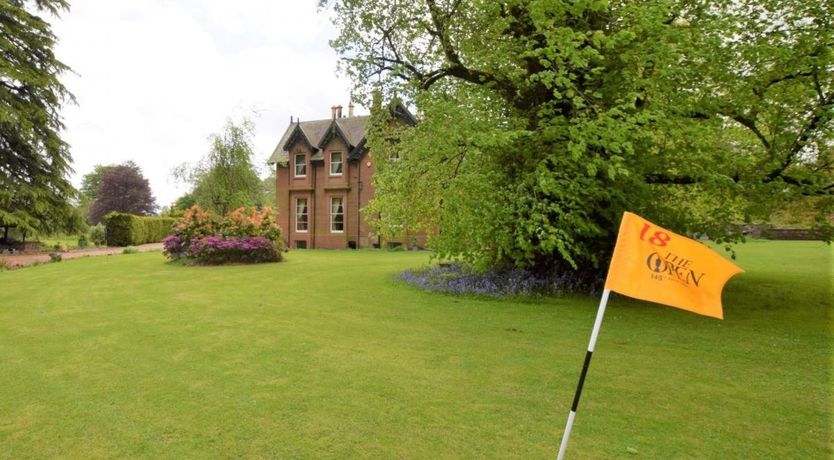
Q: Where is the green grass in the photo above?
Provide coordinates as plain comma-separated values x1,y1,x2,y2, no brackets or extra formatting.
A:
33,233,82,251
0,242,830,459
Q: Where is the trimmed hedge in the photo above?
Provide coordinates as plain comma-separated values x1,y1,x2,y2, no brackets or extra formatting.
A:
104,213,178,246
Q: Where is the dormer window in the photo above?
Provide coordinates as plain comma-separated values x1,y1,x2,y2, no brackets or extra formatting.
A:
330,151,343,176
294,153,306,177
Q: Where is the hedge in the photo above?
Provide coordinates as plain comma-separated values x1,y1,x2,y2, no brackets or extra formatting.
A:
104,213,178,246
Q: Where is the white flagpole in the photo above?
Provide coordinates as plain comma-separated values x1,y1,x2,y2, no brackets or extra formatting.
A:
556,288,611,460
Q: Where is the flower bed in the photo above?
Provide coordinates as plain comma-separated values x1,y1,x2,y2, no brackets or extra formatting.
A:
398,263,603,297
163,206,284,265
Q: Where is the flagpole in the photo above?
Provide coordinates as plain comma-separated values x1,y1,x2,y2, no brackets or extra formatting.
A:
557,288,611,460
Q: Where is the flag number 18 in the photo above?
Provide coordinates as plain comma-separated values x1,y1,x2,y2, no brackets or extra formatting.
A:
639,223,670,247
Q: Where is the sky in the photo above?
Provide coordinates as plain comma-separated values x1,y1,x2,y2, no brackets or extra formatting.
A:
52,0,357,207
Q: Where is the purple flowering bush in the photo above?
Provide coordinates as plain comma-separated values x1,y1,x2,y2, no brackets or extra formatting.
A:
398,263,603,297
164,205,284,265
162,235,186,259
187,236,279,264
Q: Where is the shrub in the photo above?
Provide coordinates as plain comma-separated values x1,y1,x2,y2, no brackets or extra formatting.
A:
188,236,280,264
164,205,284,265
122,247,138,254
77,234,89,248
48,252,62,262
104,213,177,246
89,224,106,246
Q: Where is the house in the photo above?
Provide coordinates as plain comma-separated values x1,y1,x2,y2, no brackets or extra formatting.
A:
267,101,418,249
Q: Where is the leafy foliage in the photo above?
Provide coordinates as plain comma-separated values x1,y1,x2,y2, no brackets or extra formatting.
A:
328,0,834,274
88,162,157,224
80,164,116,201
170,191,197,213
262,171,276,208
175,119,265,215
88,223,106,246
103,213,177,247
0,0,79,235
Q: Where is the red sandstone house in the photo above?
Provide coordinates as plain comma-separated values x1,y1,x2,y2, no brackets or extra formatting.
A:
268,102,417,249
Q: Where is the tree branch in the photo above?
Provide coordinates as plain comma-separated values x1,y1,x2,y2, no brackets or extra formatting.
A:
765,92,834,182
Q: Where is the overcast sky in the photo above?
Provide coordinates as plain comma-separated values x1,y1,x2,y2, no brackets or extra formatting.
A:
53,0,357,207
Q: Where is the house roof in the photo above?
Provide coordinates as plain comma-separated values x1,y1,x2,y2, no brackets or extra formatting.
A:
268,100,417,165
268,116,370,165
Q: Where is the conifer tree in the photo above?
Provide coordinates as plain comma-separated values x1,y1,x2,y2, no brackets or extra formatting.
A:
0,0,78,236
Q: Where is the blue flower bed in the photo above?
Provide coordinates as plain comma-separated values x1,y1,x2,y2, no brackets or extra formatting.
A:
399,263,602,297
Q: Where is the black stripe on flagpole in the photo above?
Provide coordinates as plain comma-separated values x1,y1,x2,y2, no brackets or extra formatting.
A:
570,350,594,412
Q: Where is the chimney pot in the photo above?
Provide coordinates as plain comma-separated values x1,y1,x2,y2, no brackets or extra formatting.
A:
331,106,338,119
336,105,343,118
348,102,355,117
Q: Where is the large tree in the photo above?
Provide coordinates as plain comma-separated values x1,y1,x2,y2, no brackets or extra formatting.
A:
0,0,79,236
80,164,116,201
327,0,833,274
88,162,157,224
175,118,264,215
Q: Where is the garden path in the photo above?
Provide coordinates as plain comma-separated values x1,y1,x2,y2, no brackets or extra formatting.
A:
0,243,163,268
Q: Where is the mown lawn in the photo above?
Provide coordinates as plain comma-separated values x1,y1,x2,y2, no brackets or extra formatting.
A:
0,242,830,459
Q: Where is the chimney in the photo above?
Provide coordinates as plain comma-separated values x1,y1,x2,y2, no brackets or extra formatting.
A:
290,115,293,123
331,105,338,119
348,102,355,117
336,105,343,118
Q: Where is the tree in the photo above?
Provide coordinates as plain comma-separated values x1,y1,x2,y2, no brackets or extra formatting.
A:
170,192,197,213
88,162,157,224
80,164,116,201
262,171,277,208
175,119,264,215
327,0,834,275
76,163,116,222
0,0,80,236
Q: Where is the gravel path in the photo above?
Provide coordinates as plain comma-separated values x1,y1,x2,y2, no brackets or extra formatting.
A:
0,243,164,268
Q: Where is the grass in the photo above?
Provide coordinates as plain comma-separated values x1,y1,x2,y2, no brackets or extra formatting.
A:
0,242,830,459
33,233,82,250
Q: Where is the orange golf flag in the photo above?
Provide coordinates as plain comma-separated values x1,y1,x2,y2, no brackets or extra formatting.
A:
604,212,743,319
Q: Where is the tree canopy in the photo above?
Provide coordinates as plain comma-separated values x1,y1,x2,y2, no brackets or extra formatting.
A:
327,0,834,274
80,164,116,201
0,0,79,235
88,162,157,224
174,118,264,215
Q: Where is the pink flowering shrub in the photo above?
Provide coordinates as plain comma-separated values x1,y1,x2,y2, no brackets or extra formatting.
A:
164,205,284,264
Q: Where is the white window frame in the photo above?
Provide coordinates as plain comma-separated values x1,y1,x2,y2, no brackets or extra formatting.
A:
294,153,306,177
330,196,345,233
329,151,343,176
295,197,308,233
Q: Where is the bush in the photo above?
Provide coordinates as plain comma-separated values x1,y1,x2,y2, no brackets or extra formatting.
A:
164,205,284,265
188,236,280,264
122,247,138,254
77,234,89,248
48,252,62,262
104,213,177,246
89,224,106,246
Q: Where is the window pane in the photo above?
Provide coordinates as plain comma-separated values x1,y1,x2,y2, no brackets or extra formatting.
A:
296,198,308,231
330,152,343,175
295,154,306,176
331,197,344,232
